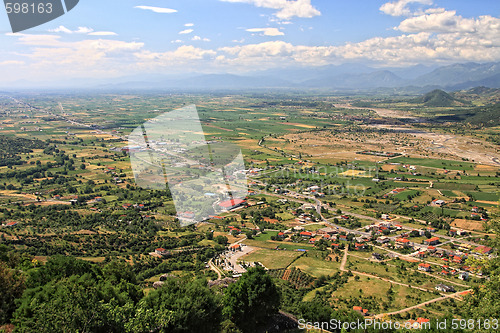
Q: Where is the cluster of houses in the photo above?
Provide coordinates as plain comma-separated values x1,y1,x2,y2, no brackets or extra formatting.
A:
122,203,146,210
295,210,318,223
275,226,372,250
352,306,369,316
383,188,406,198
104,167,124,184
302,185,325,197
366,221,401,236
470,206,488,220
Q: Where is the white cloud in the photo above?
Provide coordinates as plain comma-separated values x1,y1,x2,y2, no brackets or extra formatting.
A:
185,23,194,27
246,27,284,36
134,6,177,14
49,26,94,34
397,10,500,34
220,0,320,19
171,39,183,43
3,33,144,80
135,45,217,71
179,29,194,35
379,0,432,17
89,31,118,36
192,36,211,42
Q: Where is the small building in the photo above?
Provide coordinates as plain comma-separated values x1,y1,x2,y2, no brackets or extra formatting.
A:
418,263,431,272
435,284,455,293
474,246,493,255
458,272,469,280
353,306,369,316
229,244,242,251
300,231,313,239
381,214,390,220
396,238,411,247
424,237,440,246
372,252,383,260
318,227,338,235
355,243,365,250
155,248,168,256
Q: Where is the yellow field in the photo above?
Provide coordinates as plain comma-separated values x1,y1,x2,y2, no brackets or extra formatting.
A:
339,169,367,177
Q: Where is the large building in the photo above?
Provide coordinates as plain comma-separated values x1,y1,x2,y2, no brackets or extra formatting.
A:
218,198,246,211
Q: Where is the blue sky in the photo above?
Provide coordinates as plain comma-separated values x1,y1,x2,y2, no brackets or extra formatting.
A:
0,0,499,83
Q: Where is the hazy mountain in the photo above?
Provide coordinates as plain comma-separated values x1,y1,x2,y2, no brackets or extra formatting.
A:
450,86,500,104
302,70,406,89
101,74,290,90
2,61,499,91
412,62,500,89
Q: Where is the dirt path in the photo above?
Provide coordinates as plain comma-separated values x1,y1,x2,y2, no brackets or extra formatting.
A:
374,289,470,318
340,246,349,271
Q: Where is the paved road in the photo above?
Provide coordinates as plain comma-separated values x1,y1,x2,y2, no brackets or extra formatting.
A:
208,258,223,279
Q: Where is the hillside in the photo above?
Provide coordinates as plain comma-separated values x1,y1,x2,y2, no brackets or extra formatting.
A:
413,89,469,107
451,86,500,104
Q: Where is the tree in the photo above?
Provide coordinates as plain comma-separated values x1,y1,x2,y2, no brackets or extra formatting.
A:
13,275,132,332
463,220,500,319
0,261,25,324
215,235,228,245
128,278,221,333
223,266,280,332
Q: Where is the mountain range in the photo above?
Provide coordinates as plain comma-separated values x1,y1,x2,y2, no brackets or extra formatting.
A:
3,62,500,92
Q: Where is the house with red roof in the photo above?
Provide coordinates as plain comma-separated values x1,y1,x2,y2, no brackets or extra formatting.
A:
418,263,431,272
474,245,493,255
353,306,369,316
396,238,411,247
300,231,313,238
424,237,440,246
218,198,246,211
355,243,365,250
229,244,242,251
453,256,464,264
155,248,168,256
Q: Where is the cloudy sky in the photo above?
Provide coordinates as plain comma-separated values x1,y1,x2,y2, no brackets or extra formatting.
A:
0,0,499,83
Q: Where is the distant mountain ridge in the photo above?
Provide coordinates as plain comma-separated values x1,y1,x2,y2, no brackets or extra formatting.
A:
3,61,500,91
